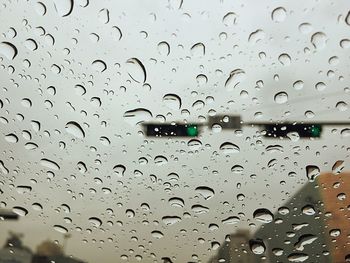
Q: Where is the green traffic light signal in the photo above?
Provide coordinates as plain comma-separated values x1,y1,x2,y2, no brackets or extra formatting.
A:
186,124,198,137
310,124,322,137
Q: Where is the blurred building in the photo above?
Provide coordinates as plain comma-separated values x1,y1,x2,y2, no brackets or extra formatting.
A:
209,172,350,263
0,232,32,263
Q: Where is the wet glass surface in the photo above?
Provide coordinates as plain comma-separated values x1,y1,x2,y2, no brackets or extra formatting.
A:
0,0,350,262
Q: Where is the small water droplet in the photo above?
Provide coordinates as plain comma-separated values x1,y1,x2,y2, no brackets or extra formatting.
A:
311,32,327,50
53,225,68,233
92,60,107,72
126,58,147,83
65,121,85,138
0,42,18,60
274,92,288,104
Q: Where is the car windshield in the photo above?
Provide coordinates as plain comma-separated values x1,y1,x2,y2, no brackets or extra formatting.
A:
0,1,350,263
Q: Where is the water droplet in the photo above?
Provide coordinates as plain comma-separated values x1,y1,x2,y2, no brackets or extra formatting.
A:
278,53,291,66
294,234,317,251
222,12,237,26
248,29,265,43
219,142,240,154
16,185,32,194
302,204,316,215
32,203,43,211
125,209,135,218
168,197,184,208
253,208,274,223
195,186,215,200
151,230,164,239
77,161,87,173
187,139,202,151
340,39,350,49
222,216,240,225
100,136,110,146
126,58,146,83
53,0,73,17
5,134,18,143
65,121,85,138
162,216,181,225
332,160,344,174
293,80,304,90
0,42,18,60
329,228,341,237
298,23,313,34
98,8,110,24
123,108,152,125
341,128,350,137
249,239,266,254
287,253,309,262
74,84,86,96
113,165,126,176
157,41,170,56
53,225,68,233
271,7,287,23
336,101,348,111
274,92,288,104
35,2,47,16
163,94,181,110
92,60,107,72
190,42,205,57
211,241,220,250
154,155,168,166
315,82,326,91
191,204,209,214
13,207,28,216
225,69,246,91
311,32,327,50
112,26,122,41
40,158,60,170
306,165,320,181
89,217,102,227
24,39,38,51
231,165,244,173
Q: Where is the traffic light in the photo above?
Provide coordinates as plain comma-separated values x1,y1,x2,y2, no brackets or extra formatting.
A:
263,123,322,138
143,123,200,137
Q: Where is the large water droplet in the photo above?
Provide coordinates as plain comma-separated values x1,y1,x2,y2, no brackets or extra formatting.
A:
305,165,320,181
13,207,28,216
294,235,317,251
222,216,240,225
287,253,309,262
162,216,182,225
163,94,181,110
332,160,344,175
123,108,152,125
222,12,237,26
98,8,110,24
53,0,73,17
249,239,266,254
225,69,246,91
89,217,102,227
0,42,18,60
253,208,274,223
40,158,60,170
65,121,85,139
278,53,291,66
271,7,287,22
53,225,68,233
151,230,164,239
219,142,240,154
5,134,18,143
169,197,184,208
92,60,107,72
311,32,327,50
195,186,215,200
126,58,146,83
274,92,288,104
157,41,170,56
24,39,38,51
248,29,265,43
190,42,205,57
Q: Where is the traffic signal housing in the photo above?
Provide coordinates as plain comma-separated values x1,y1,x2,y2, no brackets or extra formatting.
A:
263,123,322,138
143,123,200,137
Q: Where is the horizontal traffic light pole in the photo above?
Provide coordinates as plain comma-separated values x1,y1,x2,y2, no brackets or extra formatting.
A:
0,209,19,220
142,115,350,138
